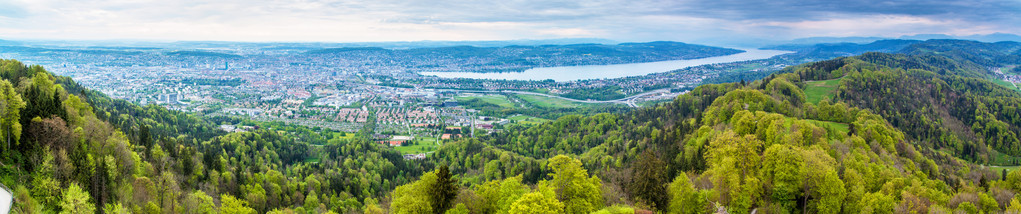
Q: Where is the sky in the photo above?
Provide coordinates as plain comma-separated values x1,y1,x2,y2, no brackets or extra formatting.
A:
0,0,1019,44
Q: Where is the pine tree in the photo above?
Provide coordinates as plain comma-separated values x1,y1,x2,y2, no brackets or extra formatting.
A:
431,165,458,214
629,150,668,210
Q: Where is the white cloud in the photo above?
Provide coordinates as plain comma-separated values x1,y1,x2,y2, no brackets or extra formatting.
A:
0,0,1017,43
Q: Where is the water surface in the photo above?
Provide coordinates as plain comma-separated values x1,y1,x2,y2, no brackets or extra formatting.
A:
419,49,791,82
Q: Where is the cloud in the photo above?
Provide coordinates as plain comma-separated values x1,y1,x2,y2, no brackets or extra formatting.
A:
0,0,1017,43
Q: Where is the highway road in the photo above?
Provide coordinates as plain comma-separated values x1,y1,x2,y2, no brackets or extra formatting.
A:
437,88,673,107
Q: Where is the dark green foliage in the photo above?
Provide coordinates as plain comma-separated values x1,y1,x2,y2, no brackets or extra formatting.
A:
627,150,668,210
431,165,458,213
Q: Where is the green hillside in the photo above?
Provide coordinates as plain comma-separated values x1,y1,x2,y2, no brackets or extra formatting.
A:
5,39,1021,214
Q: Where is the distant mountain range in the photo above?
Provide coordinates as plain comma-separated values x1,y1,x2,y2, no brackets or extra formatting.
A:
764,39,923,60
778,33,1021,46
0,38,619,51
305,41,744,72
764,38,1021,62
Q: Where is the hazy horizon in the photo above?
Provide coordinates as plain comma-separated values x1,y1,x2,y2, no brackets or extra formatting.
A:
1,0,1019,45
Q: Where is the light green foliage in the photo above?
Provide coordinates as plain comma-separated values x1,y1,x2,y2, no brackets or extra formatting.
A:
363,198,385,214
667,173,707,214
445,203,469,214
391,172,438,214
182,190,217,214
31,151,61,209
304,190,320,213
812,170,845,213
704,131,762,213
978,192,998,214
0,79,24,148
1007,170,1021,192
765,77,807,105
473,175,528,214
761,144,803,211
857,192,895,214
58,183,95,214
548,155,603,214
104,203,130,214
956,202,979,214
591,205,635,214
220,194,257,214
851,110,903,153
701,89,781,125
508,184,563,214
13,185,43,214
1008,198,1021,213
801,147,844,214
62,94,92,127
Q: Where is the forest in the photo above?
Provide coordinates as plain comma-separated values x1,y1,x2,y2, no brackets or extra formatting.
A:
2,39,1021,214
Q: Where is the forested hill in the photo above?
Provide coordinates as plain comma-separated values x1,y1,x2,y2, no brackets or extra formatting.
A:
766,39,1021,66
394,40,1021,214
1,59,429,213
5,39,1021,214
304,41,744,72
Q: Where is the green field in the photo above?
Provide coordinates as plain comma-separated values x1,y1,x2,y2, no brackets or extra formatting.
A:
988,76,1020,92
805,119,850,136
989,165,1021,173
456,94,516,108
804,78,842,104
1003,66,1020,75
637,99,672,108
513,94,613,108
394,138,440,154
332,132,356,139
508,115,550,125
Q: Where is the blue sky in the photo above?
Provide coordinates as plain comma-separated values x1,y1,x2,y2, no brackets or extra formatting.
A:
0,0,1018,43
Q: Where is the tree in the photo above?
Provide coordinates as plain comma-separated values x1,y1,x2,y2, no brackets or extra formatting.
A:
628,150,668,210
363,198,385,214
104,203,131,214
304,190,320,213
509,184,563,214
220,194,256,214
956,202,979,214
857,192,895,214
444,203,469,214
245,183,268,213
431,165,459,214
13,185,43,213
704,131,762,213
391,172,438,214
182,190,217,214
667,173,707,214
548,155,603,214
31,150,62,209
760,144,803,212
59,183,95,214
0,79,24,150
1007,198,1021,213
473,175,528,214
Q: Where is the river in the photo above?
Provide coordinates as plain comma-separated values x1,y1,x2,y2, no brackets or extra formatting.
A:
418,49,791,82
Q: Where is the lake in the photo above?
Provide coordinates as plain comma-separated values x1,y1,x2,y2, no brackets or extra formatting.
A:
419,49,791,82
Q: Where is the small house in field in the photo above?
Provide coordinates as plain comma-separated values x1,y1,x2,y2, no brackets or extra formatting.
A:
377,141,405,147
442,134,461,139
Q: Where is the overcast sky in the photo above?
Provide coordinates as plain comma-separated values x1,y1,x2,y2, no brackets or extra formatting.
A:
0,0,1018,44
